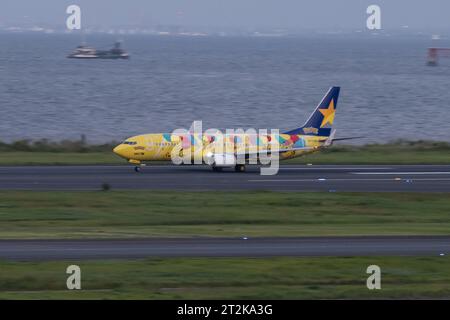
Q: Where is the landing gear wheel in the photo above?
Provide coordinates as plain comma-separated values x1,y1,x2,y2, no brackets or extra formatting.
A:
235,164,246,172
134,166,141,173
212,166,222,172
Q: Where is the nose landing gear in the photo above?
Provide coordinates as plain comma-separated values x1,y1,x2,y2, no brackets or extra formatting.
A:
132,163,145,173
128,159,144,173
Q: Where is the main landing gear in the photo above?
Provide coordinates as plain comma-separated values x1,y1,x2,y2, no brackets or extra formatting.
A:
212,165,246,172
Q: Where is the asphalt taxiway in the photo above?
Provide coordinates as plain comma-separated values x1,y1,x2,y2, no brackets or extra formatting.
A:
1,164,450,191
0,236,448,261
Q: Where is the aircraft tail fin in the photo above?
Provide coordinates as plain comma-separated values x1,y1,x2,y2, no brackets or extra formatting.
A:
284,86,340,137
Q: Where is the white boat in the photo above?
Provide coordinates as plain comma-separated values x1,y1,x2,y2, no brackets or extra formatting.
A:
67,42,129,59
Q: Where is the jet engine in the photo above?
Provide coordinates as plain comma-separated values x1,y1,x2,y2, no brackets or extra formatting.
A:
205,153,236,167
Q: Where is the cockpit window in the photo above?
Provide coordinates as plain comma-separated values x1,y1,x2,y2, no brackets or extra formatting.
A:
123,141,137,145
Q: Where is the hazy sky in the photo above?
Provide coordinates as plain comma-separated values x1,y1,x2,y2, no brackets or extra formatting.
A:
2,0,450,30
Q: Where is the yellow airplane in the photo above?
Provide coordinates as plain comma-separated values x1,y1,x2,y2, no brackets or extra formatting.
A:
113,87,344,172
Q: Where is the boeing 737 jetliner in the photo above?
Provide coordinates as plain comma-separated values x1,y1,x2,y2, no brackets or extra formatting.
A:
113,87,346,172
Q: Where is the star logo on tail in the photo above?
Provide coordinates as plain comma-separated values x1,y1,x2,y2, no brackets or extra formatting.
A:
319,99,335,127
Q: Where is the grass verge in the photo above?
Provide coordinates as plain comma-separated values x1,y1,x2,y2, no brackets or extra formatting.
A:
286,142,450,164
0,140,449,165
0,191,449,239
0,257,449,299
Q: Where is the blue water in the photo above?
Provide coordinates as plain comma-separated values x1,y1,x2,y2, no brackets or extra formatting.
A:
1,33,449,143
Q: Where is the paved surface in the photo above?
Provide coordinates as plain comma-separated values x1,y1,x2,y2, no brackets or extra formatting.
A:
1,165,450,191
0,237,448,261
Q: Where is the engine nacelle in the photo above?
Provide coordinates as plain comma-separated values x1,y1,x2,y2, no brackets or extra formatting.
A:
205,153,236,167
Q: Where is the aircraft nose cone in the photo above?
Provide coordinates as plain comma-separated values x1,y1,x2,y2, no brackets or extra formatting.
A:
113,145,128,158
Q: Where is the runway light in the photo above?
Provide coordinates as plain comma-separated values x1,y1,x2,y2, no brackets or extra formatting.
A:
242,237,248,240
394,178,401,181
318,178,326,181
307,163,313,166
440,253,445,256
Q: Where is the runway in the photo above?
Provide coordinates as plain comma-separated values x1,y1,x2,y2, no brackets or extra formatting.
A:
1,165,450,191
0,236,448,261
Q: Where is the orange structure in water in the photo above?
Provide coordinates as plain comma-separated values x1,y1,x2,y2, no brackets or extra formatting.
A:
427,47,450,65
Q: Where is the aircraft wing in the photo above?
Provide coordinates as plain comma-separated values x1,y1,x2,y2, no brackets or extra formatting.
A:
234,146,318,157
